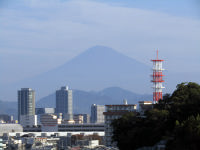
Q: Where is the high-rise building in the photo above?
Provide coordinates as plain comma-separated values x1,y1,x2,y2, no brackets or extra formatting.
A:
18,88,35,123
91,104,105,123
56,86,73,122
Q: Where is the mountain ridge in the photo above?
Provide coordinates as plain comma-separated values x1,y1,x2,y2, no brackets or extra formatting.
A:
1,45,151,101
0,87,152,119
36,86,152,114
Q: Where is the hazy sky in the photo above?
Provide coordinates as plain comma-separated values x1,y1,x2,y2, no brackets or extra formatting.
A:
0,0,200,85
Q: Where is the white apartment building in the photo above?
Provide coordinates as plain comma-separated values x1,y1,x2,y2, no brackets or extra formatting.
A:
103,100,137,146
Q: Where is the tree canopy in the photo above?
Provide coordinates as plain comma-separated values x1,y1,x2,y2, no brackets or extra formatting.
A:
111,82,200,150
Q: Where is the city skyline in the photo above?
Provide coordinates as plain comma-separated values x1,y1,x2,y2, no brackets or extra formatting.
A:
0,1,199,149
0,0,200,101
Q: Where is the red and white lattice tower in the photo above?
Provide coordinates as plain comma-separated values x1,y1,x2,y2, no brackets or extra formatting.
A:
151,50,165,104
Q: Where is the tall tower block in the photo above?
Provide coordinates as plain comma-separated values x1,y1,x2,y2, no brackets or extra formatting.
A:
151,51,165,103
18,88,35,123
56,86,73,122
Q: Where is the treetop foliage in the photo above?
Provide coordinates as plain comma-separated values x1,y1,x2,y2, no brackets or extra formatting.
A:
112,82,200,150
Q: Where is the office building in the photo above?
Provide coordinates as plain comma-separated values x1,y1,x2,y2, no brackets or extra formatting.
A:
20,115,37,127
103,100,137,146
91,104,105,123
18,88,35,123
73,114,90,124
35,108,55,125
73,114,84,124
40,114,62,132
83,114,90,123
56,86,73,122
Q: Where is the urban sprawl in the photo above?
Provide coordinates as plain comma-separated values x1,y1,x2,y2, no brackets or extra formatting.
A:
0,53,164,150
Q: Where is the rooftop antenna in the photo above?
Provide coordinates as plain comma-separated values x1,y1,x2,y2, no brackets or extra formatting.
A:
157,49,158,60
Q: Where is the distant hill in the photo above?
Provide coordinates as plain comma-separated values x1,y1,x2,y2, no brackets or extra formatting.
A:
0,100,17,119
36,87,152,114
2,45,198,103
0,87,152,119
7,45,151,100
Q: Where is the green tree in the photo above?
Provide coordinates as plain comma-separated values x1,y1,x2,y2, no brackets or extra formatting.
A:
111,82,200,150
112,110,169,150
166,115,200,150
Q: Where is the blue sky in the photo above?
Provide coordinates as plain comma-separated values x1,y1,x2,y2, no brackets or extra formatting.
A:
0,0,200,97
98,0,200,18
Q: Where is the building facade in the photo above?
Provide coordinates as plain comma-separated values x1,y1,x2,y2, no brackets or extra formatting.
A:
83,114,90,123
40,114,62,132
18,88,35,123
91,104,105,123
35,108,55,115
20,115,37,127
73,114,90,124
58,123,105,132
35,108,55,125
138,101,153,115
56,86,73,122
73,114,84,124
103,100,137,146
0,124,23,136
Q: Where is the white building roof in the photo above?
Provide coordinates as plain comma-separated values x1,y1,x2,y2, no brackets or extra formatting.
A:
0,124,23,134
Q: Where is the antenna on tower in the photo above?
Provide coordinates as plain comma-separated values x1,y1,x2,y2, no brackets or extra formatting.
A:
157,50,158,60
151,50,165,104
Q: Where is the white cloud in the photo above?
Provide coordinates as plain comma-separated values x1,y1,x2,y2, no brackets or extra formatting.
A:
0,0,200,83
